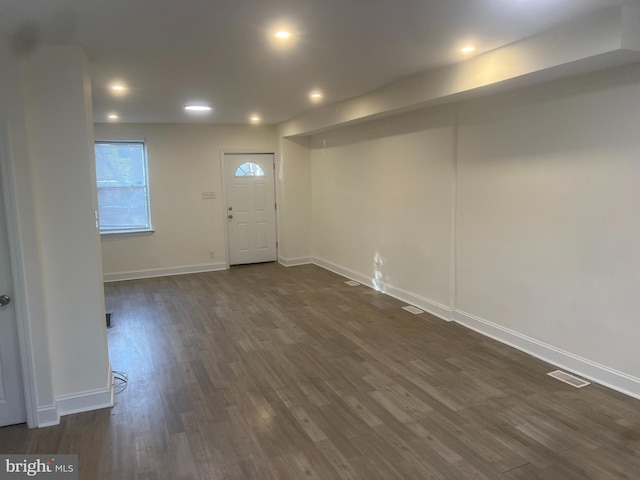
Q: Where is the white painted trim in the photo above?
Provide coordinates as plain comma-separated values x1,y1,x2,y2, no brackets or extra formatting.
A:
220,149,276,155
56,365,114,417
36,404,59,428
449,105,458,314
278,256,313,267
35,366,115,428
310,257,640,400
108,364,114,410
0,123,40,428
312,257,453,321
56,386,113,417
100,229,154,236
103,262,227,282
454,309,640,400
220,151,232,269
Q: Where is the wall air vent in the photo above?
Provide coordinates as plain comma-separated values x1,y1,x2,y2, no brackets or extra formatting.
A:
547,370,590,388
345,280,360,286
402,305,424,315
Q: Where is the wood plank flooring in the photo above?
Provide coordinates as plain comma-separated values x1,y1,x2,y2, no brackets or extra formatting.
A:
2,263,640,479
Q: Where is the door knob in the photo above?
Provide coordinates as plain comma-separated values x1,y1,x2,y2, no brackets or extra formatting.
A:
0,295,11,306
228,214,233,219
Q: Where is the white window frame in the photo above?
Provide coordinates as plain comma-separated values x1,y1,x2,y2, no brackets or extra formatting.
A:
95,141,153,235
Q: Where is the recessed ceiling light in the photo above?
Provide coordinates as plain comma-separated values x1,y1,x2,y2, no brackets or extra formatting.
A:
250,114,262,124
107,113,119,121
268,21,298,50
309,90,323,102
184,105,212,112
461,46,476,53
110,83,128,95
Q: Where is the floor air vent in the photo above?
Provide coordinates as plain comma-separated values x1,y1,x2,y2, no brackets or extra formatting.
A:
547,370,590,388
402,305,424,315
345,280,360,286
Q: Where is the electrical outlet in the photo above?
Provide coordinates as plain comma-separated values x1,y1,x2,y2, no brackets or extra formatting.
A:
209,251,215,260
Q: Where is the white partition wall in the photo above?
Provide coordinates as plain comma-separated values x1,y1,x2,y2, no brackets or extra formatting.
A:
0,41,113,426
288,64,640,398
455,68,640,388
309,107,455,318
24,45,112,419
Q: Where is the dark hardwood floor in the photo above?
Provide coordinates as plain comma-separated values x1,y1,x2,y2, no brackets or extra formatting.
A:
2,263,640,479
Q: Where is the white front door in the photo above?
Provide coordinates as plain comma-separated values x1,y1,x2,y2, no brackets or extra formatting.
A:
0,164,26,427
224,153,277,265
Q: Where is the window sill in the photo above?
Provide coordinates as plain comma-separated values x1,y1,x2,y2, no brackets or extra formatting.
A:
100,229,154,237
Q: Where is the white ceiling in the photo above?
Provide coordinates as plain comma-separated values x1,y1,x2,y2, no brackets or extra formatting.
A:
0,0,635,124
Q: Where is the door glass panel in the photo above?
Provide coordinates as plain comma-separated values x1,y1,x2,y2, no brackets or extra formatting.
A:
235,162,265,177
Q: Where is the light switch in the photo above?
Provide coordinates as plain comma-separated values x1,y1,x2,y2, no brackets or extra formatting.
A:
202,191,216,200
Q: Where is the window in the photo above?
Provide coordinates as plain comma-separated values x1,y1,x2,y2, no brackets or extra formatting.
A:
95,141,151,233
235,161,265,177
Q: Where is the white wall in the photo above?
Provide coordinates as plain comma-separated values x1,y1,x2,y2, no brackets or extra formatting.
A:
94,123,277,278
455,65,640,381
309,107,455,314
277,136,312,264
24,45,111,402
301,64,640,397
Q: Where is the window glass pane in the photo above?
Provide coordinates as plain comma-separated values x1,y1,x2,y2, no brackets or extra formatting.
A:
95,142,151,232
235,162,265,177
95,143,146,187
97,187,149,230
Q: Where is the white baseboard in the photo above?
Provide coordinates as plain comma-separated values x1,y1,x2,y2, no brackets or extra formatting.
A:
102,257,640,402
56,366,115,417
36,404,59,428
312,257,453,321
36,367,115,427
279,256,313,267
310,257,640,400
103,262,227,282
56,387,114,417
454,309,640,400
